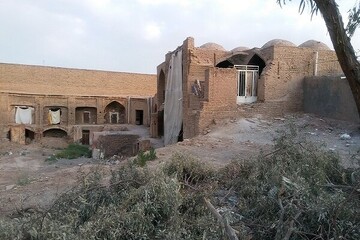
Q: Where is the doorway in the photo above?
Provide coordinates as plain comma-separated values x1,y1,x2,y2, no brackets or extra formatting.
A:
82,130,90,145
235,65,259,104
135,110,144,125
110,112,119,124
83,112,90,124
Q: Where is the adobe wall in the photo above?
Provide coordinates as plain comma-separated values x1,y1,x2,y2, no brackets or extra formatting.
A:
180,38,240,138
259,45,342,115
0,63,156,97
0,63,157,143
153,37,344,142
304,76,359,122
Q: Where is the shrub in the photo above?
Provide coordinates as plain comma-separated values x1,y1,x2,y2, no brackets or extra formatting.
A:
134,148,157,167
1,158,222,239
46,143,91,162
219,127,360,239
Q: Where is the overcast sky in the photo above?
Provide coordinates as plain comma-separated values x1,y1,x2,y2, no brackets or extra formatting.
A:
0,0,359,74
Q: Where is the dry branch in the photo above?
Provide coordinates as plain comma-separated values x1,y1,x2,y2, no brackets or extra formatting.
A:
204,197,239,240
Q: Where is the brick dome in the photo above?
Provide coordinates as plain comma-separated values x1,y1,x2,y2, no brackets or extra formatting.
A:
231,46,250,53
261,39,296,49
299,40,330,50
199,42,226,51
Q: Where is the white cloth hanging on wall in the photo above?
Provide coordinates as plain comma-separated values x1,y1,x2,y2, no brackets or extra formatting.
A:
49,109,61,124
164,49,183,146
15,107,34,124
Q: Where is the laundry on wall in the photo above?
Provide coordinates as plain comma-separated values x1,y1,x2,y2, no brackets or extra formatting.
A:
48,109,61,124
15,106,34,124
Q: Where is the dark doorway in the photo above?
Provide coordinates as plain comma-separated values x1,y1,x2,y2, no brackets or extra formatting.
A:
158,110,164,136
135,110,144,125
110,112,118,124
83,112,90,124
25,129,35,144
82,130,90,145
7,130,11,141
158,70,166,104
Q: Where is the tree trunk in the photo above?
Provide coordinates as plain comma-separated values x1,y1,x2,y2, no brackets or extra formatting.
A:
314,0,360,119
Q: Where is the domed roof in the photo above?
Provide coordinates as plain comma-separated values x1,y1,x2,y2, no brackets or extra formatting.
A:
199,42,226,51
298,40,330,50
231,46,250,53
261,39,296,49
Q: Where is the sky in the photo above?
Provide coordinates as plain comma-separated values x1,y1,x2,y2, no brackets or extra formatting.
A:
0,0,359,74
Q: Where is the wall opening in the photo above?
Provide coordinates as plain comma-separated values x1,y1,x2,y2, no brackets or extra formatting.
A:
104,101,126,124
82,130,90,145
235,65,259,104
7,130,11,141
43,129,67,138
158,70,166,105
75,107,97,124
83,111,90,123
44,106,68,125
158,110,164,136
48,107,61,125
135,110,144,125
14,106,35,124
25,129,35,144
248,54,266,75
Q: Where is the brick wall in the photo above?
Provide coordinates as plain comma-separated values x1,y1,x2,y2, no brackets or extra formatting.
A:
258,45,342,115
96,134,139,158
0,63,157,141
153,37,343,141
0,63,156,97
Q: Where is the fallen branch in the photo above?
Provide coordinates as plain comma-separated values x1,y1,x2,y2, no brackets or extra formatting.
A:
204,197,239,240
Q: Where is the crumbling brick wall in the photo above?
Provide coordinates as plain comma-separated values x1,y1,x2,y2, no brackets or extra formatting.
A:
96,134,139,158
0,63,157,140
154,37,343,141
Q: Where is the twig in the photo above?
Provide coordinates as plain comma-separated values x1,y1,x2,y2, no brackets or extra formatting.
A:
275,198,285,240
283,211,302,240
204,197,239,240
321,183,360,193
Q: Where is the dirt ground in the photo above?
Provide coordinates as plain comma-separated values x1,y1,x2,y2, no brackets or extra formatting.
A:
0,113,359,215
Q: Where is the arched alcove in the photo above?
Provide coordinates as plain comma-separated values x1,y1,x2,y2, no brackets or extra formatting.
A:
43,128,67,138
158,70,166,104
248,54,266,75
104,101,126,124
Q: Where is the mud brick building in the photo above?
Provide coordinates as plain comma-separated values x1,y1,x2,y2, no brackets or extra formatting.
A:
152,37,343,145
0,63,156,144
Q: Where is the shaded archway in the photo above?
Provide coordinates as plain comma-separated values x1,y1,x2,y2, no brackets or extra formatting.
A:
248,54,266,75
247,54,266,102
43,128,67,138
104,101,126,124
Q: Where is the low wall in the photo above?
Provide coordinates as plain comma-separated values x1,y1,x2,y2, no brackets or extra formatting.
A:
303,76,359,122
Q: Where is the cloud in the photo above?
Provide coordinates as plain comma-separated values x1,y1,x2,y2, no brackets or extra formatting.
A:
0,0,358,74
143,22,162,41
